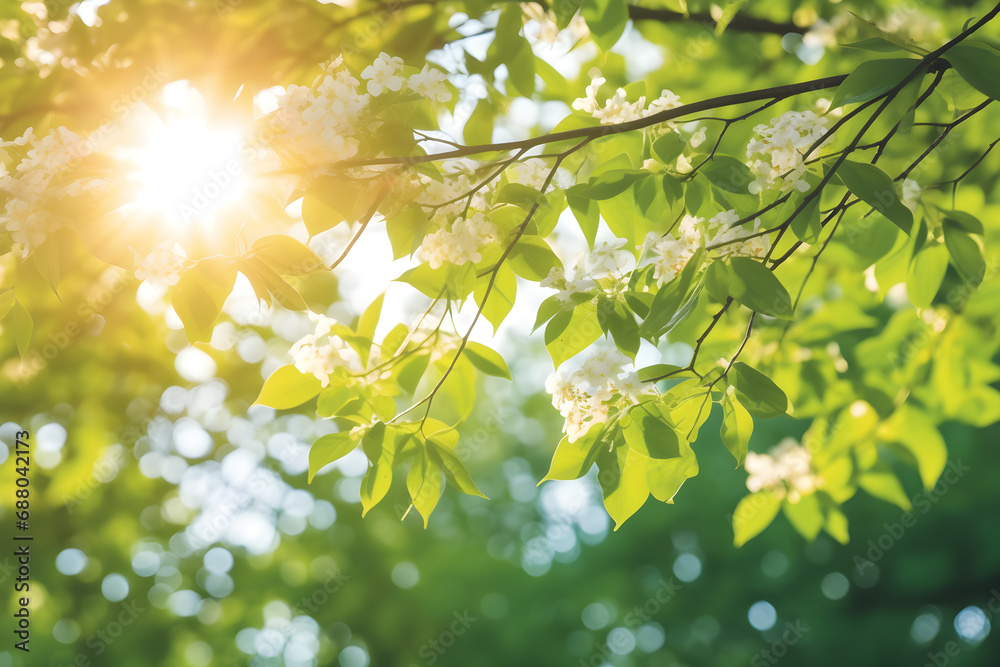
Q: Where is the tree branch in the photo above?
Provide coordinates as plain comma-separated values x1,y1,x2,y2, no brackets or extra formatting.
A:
628,6,807,35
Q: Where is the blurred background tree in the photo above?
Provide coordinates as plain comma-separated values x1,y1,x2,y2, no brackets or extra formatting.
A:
2,0,1000,666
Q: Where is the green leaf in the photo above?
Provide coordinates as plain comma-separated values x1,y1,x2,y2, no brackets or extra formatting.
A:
938,208,984,234
170,258,237,342
254,364,323,409
907,243,949,308
645,449,699,503
308,431,358,482
725,257,794,318
732,362,788,418
782,192,822,244
464,98,494,145
596,444,651,531
945,41,1000,100
475,263,517,334
829,58,920,109
251,235,325,275
858,464,913,510
782,493,823,540
9,300,32,357
582,0,628,51
835,160,913,233
407,448,443,528
641,248,704,337
428,439,488,498
881,406,947,490
597,297,640,359
360,425,400,516
398,261,476,299
840,37,909,53
508,236,562,282
824,506,850,544
585,169,646,200
566,187,600,248
652,132,686,165
545,301,601,369
239,257,307,311
541,429,604,482
943,223,985,284
701,156,754,194
720,392,754,466
386,207,428,259
621,403,682,459
463,341,512,380
714,0,750,35
301,190,346,237
506,38,536,97
0,289,14,321
733,489,782,546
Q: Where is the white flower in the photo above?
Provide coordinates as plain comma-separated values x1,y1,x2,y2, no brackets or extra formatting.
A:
288,313,360,387
573,75,681,125
361,52,405,96
419,212,500,269
545,349,656,441
1,126,100,255
134,242,187,286
689,126,707,148
647,214,703,286
269,59,368,165
409,65,451,102
586,239,634,277
706,209,771,258
901,178,921,212
746,110,828,194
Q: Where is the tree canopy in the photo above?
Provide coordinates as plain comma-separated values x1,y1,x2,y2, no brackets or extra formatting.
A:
2,0,1000,665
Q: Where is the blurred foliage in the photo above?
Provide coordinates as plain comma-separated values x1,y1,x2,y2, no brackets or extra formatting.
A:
2,0,1000,666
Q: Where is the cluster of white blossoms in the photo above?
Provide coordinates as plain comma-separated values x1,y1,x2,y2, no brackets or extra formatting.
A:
271,57,369,164
637,210,771,287
289,312,360,387
745,110,828,194
541,239,635,304
420,211,501,269
270,54,450,165
572,75,682,125
134,241,188,286
745,438,823,502
521,2,590,47
705,209,771,258
642,214,703,286
546,349,655,442
0,126,104,254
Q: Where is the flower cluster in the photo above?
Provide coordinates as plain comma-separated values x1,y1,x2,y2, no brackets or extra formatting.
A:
420,211,501,269
745,110,828,194
572,75,682,125
289,312,360,387
134,241,188,286
705,209,771,258
1,126,104,254
541,239,634,304
546,349,655,442
642,214,702,286
270,54,451,165
521,2,590,47
745,438,822,502
270,57,369,164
